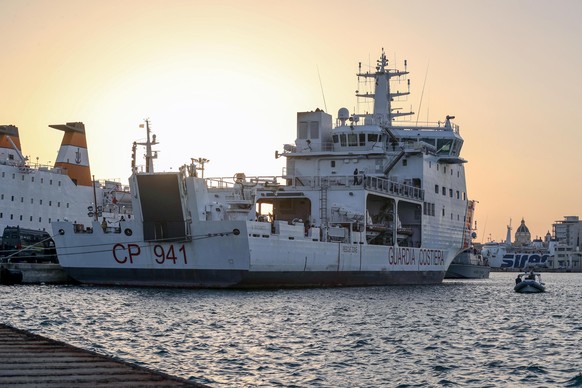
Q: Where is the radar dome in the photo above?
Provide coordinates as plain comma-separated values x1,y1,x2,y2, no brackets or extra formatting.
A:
338,107,350,119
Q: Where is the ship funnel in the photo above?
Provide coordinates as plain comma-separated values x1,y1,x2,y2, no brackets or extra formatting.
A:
0,125,21,150
0,125,27,164
50,122,92,186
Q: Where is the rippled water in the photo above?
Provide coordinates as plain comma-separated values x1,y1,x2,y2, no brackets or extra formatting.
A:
1,272,581,387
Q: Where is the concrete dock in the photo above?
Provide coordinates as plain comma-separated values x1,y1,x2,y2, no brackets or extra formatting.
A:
0,324,206,387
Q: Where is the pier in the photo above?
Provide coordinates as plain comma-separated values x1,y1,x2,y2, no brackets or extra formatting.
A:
0,324,205,387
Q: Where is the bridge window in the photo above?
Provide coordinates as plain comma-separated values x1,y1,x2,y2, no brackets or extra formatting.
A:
435,184,439,193
298,122,308,139
357,133,364,146
310,121,319,139
348,133,358,146
442,187,446,196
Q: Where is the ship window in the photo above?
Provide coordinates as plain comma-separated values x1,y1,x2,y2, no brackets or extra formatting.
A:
10,214,13,220
331,161,336,167
31,198,33,204
66,203,69,208
58,202,61,208
449,189,453,198
21,175,24,181
11,196,14,201
38,217,41,222
348,133,358,146
20,197,23,203
1,194,3,200
49,201,52,206
298,122,308,139
0,213,2,218
369,134,379,142
20,215,23,221
451,169,453,175
1,172,3,177
339,134,347,147
456,191,460,199
444,166,447,174
437,139,453,154
40,200,43,205
50,179,53,185
48,218,51,223
58,181,61,187
463,192,466,201
403,159,407,166
332,134,339,143
12,173,15,179
442,208,445,217
435,184,439,193
309,121,319,139
30,216,33,221
359,133,366,146
41,178,44,184
442,187,446,196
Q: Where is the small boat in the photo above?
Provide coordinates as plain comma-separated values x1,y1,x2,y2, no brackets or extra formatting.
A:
514,271,545,293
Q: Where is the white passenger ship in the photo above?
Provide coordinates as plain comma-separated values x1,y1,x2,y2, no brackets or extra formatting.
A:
52,50,470,287
0,122,130,260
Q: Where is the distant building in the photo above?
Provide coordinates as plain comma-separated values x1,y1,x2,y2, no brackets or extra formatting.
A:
549,216,582,270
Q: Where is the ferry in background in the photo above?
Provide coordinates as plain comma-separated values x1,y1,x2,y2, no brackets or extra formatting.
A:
445,200,490,279
481,219,554,270
52,49,470,288
0,122,131,263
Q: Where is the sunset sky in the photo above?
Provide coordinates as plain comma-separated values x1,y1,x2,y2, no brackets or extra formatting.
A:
1,0,581,242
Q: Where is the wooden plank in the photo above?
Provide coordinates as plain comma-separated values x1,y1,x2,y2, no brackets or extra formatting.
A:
0,324,206,387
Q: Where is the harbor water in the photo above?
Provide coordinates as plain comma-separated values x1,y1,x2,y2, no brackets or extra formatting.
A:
1,272,581,387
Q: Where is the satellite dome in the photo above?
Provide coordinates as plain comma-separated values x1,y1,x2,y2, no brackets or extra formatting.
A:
338,107,350,120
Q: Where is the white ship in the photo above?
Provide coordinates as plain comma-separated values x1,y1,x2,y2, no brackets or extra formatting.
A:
0,122,131,261
481,219,553,270
52,50,470,288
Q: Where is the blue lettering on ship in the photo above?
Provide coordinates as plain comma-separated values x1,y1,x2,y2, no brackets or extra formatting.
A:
501,254,549,268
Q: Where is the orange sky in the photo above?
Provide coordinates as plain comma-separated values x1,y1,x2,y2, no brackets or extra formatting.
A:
1,0,581,241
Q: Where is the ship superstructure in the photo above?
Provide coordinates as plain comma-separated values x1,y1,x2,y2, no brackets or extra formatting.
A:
52,50,470,287
0,122,131,254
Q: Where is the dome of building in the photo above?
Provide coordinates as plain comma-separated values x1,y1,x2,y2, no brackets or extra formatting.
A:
514,218,531,246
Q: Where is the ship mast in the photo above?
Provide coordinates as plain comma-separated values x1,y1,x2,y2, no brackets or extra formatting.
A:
135,119,158,173
356,49,414,127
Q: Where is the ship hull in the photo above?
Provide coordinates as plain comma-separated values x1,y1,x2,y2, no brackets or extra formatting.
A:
445,263,490,279
52,220,455,288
